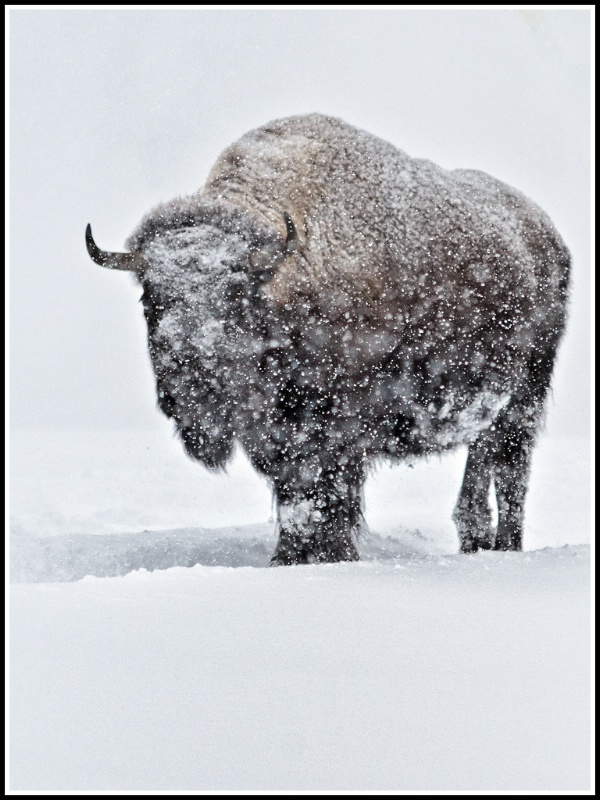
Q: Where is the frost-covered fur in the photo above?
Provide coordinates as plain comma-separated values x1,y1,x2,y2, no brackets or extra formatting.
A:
122,114,570,564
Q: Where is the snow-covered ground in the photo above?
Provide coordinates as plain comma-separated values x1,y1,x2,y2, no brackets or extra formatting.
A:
9,429,592,790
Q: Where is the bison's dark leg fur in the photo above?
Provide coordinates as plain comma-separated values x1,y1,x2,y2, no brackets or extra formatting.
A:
489,338,560,551
453,437,494,553
492,430,532,551
455,423,534,554
270,460,364,566
454,332,561,554
488,400,541,553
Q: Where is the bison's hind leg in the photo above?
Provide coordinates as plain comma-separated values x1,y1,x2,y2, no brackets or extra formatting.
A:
454,408,539,554
489,403,539,551
455,334,559,554
488,337,560,551
453,436,494,553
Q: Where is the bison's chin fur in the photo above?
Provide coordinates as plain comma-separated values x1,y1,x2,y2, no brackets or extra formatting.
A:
179,426,234,472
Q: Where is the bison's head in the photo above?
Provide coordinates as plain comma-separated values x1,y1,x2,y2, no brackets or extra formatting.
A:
86,207,298,469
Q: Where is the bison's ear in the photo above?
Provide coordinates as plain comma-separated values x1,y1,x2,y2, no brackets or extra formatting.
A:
86,224,146,274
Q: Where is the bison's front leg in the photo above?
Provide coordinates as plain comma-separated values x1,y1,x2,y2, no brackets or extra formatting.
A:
270,461,364,566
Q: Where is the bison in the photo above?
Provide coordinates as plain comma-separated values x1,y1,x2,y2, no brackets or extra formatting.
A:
86,113,570,565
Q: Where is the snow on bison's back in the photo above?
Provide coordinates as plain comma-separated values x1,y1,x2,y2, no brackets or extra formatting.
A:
85,113,570,565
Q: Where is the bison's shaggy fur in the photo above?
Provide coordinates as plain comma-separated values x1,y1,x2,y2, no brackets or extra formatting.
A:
90,114,570,564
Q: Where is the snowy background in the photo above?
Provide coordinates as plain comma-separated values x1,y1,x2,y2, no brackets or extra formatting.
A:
9,8,591,791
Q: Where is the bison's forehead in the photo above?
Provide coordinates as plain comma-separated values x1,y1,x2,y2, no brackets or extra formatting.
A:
139,224,251,370
142,224,249,286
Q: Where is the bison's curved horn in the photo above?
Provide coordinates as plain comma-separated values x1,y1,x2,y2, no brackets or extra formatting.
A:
85,224,145,273
283,211,298,253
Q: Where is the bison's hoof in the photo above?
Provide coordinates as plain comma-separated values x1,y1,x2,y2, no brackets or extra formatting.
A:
460,535,493,554
492,538,523,552
461,537,479,554
270,541,360,566
270,551,303,567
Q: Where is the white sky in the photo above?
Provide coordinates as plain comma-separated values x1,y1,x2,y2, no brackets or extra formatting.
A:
9,8,591,435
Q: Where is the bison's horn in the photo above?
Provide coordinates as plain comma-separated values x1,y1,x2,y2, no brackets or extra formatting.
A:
283,212,298,253
85,224,145,273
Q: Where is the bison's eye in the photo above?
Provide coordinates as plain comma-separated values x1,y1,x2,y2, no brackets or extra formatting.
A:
140,286,168,331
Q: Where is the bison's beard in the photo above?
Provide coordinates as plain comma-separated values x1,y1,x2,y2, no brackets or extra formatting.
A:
154,372,236,471
178,416,234,470
147,303,240,470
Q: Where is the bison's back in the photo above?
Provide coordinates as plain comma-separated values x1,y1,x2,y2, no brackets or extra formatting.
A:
206,115,567,372
205,114,567,309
